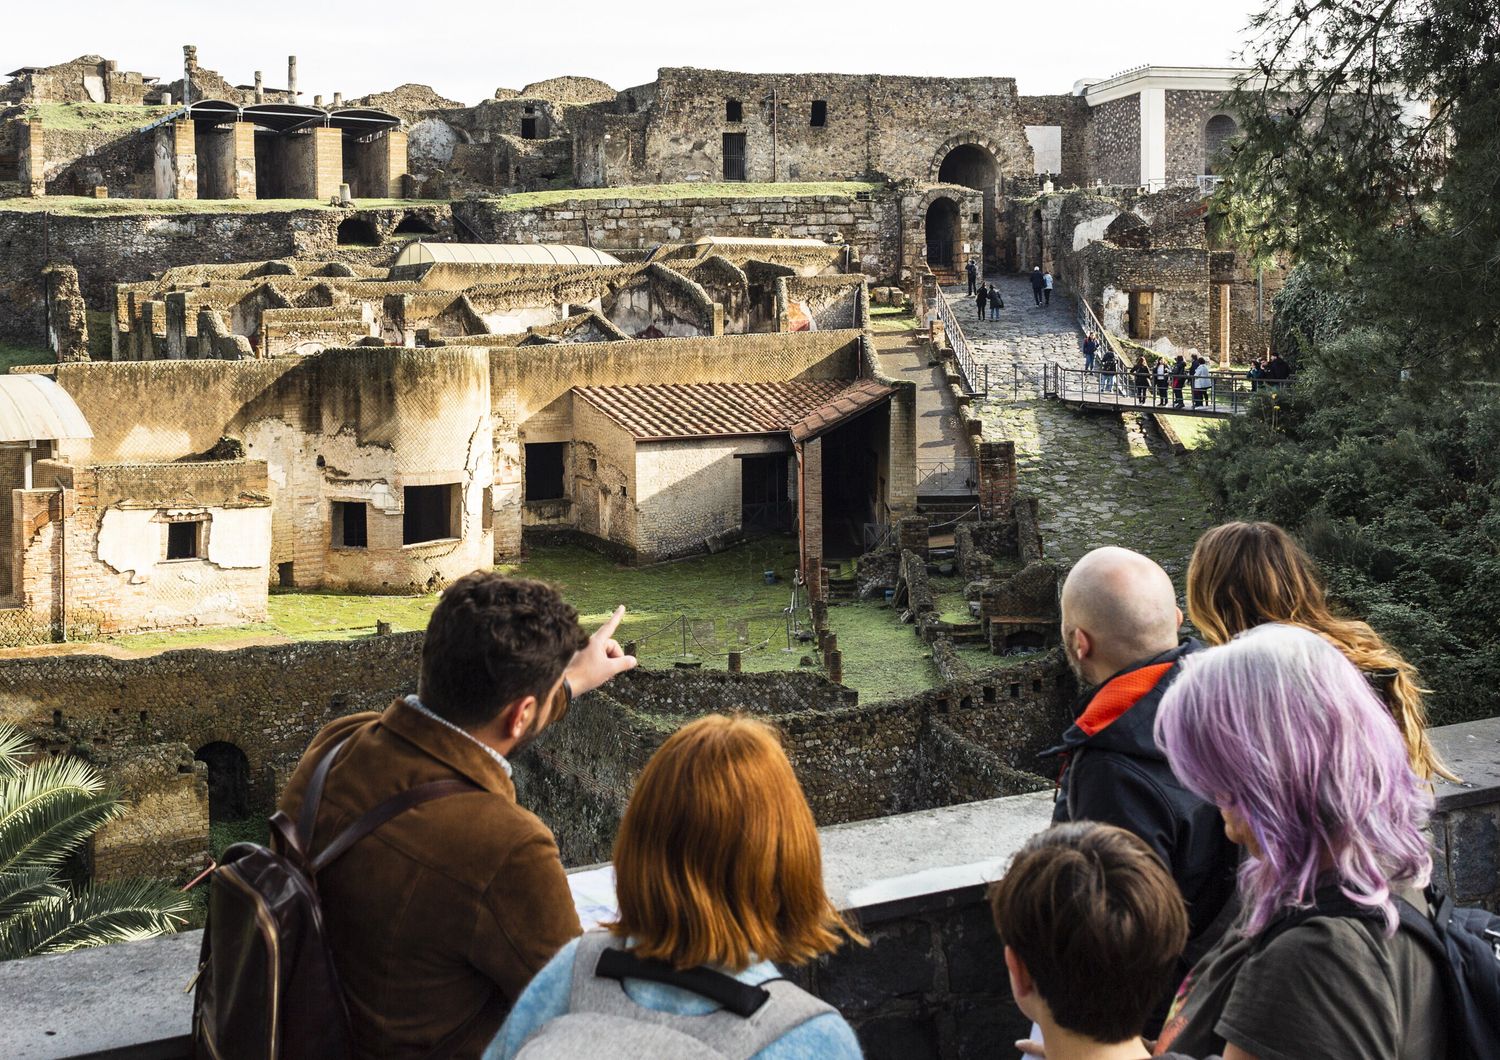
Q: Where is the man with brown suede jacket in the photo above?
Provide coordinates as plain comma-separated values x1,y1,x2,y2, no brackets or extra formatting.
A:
278,572,635,1058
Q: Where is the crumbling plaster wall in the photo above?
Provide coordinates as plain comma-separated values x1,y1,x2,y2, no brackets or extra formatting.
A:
634,435,789,561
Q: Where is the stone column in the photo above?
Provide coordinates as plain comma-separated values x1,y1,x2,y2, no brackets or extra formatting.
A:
229,122,257,200
977,440,1017,521
799,438,823,595
154,120,197,200
309,127,343,201
1215,283,1232,366
18,121,44,197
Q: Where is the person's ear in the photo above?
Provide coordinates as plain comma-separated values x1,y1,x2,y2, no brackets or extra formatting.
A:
500,695,538,740
1072,626,1092,661
1174,605,1184,630
1004,945,1034,1000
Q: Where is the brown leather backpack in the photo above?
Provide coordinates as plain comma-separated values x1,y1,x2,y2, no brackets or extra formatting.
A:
192,737,474,1059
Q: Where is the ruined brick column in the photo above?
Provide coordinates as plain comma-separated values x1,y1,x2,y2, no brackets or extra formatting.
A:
18,121,45,197
799,439,823,594
898,515,929,561
382,129,408,198
977,440,1017,520
230,122,257,200
154,120,197,200
309,127,343,201
887,384,917,515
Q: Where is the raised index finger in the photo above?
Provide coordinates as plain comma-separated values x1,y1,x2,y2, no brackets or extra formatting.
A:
593,605,626,642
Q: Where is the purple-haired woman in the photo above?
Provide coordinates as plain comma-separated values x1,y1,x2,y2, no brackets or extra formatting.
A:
1150,624,1449,1060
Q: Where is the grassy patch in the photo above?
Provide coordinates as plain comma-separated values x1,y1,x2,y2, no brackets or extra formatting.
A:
1167,416,1226,451
0,343,53,373
869,308,919,334
104,538,942,702
21,102,176,133
488,181,888,212
0,196,445,216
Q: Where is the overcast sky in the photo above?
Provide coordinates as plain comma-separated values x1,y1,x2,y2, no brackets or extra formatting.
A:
6,0,1262,106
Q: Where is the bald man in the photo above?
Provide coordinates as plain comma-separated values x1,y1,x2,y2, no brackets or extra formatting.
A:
1041,547,1239,970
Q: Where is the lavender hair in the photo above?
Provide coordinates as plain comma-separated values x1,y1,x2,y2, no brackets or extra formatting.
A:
1155,623,1432,936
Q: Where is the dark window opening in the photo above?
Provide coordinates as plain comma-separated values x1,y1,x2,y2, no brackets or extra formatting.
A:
394,214,438,235
726,98,743,123
525,443,566,501
332,501,368,548
810,100,827,127
336,217,379,245
166,520,201,560
520,117,538,140
741,453,791,530
277,561,295,587
403,483,458,544
722,132,747,182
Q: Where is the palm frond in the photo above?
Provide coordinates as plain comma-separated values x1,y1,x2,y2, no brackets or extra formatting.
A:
0,867,66,925
0,724,31,781
0,757,122,874
0,878,189,960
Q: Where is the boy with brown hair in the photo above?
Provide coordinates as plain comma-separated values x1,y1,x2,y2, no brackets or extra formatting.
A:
990,822,1215,1060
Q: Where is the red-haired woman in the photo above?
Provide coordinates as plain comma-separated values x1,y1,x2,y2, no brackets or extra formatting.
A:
485,714,864,1058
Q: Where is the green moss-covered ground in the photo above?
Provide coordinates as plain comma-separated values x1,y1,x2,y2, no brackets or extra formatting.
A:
106,538,945,702
0,343,54,373
487,181,887,212
0,196,443,216
19,102,177,133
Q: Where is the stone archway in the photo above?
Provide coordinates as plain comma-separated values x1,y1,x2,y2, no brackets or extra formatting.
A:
1204,114,1239,176
929,135,1003,268
924,197,962,272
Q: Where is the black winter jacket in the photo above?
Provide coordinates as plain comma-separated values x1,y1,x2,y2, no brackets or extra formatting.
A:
1041,641,1240,959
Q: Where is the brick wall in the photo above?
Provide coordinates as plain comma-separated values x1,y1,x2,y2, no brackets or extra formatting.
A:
634,436,788,561
1089,95,1140,186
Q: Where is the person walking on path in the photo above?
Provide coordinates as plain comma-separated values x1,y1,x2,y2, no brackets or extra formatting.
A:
1030,267,1045,306
1132,355,1150,404
1153,358,1170,406
989,284,1003,320
1192,355,1211,409
1082,334,1098,373
1264,350,1291,388
976,283,988,321
966,258,978,295
1099,347,1118,395
1042,270,1054,307
1171,355,1187,408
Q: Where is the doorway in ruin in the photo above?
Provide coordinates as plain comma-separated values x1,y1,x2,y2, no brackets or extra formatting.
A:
741,453,792,531
937,144,998,267
924,197,961,273
195,741,251,822
819,401,890,560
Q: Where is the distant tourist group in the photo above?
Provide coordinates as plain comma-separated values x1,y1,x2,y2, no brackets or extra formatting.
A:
192,521,1481,1060
1081,335,1293,409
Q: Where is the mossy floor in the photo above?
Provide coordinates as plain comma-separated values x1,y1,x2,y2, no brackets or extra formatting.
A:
0,196,442,216
0,344,54,372
106,538,945,703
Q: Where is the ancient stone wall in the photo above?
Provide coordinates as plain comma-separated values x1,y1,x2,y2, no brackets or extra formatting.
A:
1165,90,1234,180
455,192,900,278
90,743,209,883
634,435,789,561
1089,95,1140,186
1075,243,1212,353
1016,95,1090,187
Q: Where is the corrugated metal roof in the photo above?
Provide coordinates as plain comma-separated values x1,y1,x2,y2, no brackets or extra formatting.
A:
393,243,623,268
574,379,892,442
0,374,93,443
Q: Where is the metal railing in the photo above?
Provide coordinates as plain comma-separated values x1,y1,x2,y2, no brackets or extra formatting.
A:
915,458,978,495
1043,365,1292,415
934,287,984,396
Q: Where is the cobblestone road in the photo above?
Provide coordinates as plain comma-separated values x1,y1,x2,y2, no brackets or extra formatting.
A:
945,276,1215,583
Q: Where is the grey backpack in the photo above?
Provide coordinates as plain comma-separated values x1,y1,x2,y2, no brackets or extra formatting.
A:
515,932,836,1059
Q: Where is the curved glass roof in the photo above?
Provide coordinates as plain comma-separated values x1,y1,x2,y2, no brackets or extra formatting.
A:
393,243,623,267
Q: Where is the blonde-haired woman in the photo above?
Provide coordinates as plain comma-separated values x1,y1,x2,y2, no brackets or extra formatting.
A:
486,714,864,1058
1186,521,1454,781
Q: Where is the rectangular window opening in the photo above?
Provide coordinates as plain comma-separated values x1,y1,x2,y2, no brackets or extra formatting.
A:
725,98,743,123
277,561,295,587
520,117,538,140
331,500,368,549
403,483,458,545
524,443,566,502
166,520,202,560
722,132,747,182
810,100,827,127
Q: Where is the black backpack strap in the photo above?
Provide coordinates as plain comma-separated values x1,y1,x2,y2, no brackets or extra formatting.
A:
311,778,478,874
1255,887,1385,952
295,735,354,857
595,947,772,1017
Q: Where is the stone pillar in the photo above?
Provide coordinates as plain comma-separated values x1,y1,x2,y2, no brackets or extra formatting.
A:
826,649,843,685
42,264,89,362
287,56,298,98
727,651,742,673
17,121,44,197
309,127,343,201
363,129,408,199
799,438,823,593
1215,283,1232,367
887,386,917,515
898,516,929,560
977,440,1017,521
254,71,264,104
154,120,197,200
229,122,256,200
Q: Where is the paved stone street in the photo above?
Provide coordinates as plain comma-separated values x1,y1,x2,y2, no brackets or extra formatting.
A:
875,332,971,495
943,276,1215,582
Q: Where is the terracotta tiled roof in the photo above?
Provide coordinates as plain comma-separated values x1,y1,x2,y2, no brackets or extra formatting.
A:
574,379,893,442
